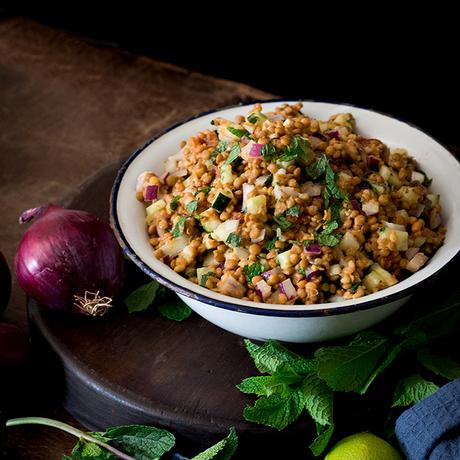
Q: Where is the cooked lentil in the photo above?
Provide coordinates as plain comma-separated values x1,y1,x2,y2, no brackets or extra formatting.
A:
136,103,445,304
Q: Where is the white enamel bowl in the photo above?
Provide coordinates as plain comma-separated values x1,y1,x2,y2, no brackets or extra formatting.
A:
110,101,460,343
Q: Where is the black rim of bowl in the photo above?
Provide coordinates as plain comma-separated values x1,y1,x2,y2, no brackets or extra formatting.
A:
110,99,460,318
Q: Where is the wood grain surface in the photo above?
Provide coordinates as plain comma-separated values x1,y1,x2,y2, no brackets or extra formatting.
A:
0,17,272,459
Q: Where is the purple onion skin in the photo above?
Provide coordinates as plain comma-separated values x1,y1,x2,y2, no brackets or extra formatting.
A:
0,323,30,368
15,205,124,314
0,252,12,315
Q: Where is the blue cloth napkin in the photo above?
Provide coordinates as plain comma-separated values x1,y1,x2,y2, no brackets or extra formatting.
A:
396,378,460,459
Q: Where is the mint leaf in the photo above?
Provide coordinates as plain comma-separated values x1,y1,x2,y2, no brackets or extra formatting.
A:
125,280,160,313
237,376,285,396
158,295,192,322
417,348,460,380
306,155,328,179
103,425,175,460
225,144,241,164
210,141,228,163
226,233,241,247
170,195,181,211
243,387,306,430
265,236,277,251
315,232,342,247
243,262,264,284
261,143,278,162
227,127,250,138
286,205,300,217
309,423,335,457
196,187,211,196
392,374,439,408
279,136,313,165
191,427,238,460
172,216,187,238
69,438,115,459
315,332,387,392
247,113,258,124
186,200,198,215
274,214,292,232
299,373,333,426
359,332,427,394
200,271,215,288
244,339,315,375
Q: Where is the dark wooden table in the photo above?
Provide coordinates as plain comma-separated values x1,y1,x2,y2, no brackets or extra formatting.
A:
0,17,271,459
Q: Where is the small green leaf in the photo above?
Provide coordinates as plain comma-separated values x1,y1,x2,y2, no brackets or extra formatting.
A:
265,237,277,251
392,374,439,408
315,332,387,392
417,348,460,380
247,113,259,124
196,187,211,196
278,136,313,165
103,424,176,460
186,200,198,215
274,215,292,232
315,232,342,247
210,141,228,163
191,426,238,460
243,387,306,430
170,195,181,211
306,155,328,179
69,438,115,459
225,144,241,164
227,126,250,138
261,143,278,162
286,206,301,217
226,233,242,247
125,281,160,313
299,373,334,426
172,216,187,238
199,271,215,288
237,375,285,396
243,262,264,284
309,423,335,457
158,295,192,322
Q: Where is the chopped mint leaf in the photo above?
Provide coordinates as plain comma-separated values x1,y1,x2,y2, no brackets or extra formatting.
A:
392,374,439,408
247,113,259,124
350,282,360,293
243,262,264,284
125,280,160,313
309,423,335,457
306,155,329,179
243,387,306,430
226,232,242,247
261,143,278,162
286,205,301,217
195,187,211,196
274,215,292,232
172,216,187,238
225,144,241,164
417,348,460,380
200,271,215,288
227,126,251,138
297,267,307,276
314,331,387,392
210,141,228,163
170,195,181,211
265,236,277,251
316,232,342,247
422,171,433,187
186,200,198,215
191,427,238,460
279,136,314,165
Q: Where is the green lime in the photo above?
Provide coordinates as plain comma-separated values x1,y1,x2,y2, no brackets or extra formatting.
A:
325,432,402,460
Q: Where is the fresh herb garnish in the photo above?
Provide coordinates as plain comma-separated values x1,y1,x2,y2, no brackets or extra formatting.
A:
286,205,301,217
350,282,361,293
315,201,343,247
227,126,251,138
316,233,342,247
422,171,433,187
125,280,160,313
261,143,278,162
243,262,264,283
265,236,277,251
274,215,292,232
195,187,211,196
199,271,215,288
226,232,242,247
297,267,306,275
158,297,192,321
186,200,198,215
172,216,187,238
278,136,314,165
247,113,259,124
225,144,241,164
391,374,439,408
170,195,181,211
210,140,228,163
306,155,329,179
288,239,302,246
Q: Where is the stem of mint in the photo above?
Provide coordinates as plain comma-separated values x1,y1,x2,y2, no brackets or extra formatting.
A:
6,417,135,460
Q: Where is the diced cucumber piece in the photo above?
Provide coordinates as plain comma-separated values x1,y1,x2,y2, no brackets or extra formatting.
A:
363,262,398,293
211,219,240,242
363,270,382,293
159,235,190,259
368,181,386,195
200,208,221,233
246,195,267,215
220,164,234,186
371,263,398,287
212,190,233,212
277,250,292,271
379,227,409,251
203,252,218,267
398,186,420,208
426,194,440,206
339,231,360,253
379,165,401,188
146,199,166,222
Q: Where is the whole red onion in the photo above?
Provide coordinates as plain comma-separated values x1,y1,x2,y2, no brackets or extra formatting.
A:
15,205,124,316
0,252,11,315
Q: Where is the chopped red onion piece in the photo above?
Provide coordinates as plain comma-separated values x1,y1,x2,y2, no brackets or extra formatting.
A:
430,212,442,229
301,182,322,197
350,199,361,211
383,221,406,232
136,171,153,193
304,242,322,256
279,278,297,300
405,247,419,260
262,267,283,281
306,270,321,281
309,136,322,149
368,155,380,170
251,228,266,243
144,185,159,201
406,252,428,273
362,200,379,216
170,169,188,178
326,130,340,139
255,279,272,300
249,143,263,157
242,183,255,212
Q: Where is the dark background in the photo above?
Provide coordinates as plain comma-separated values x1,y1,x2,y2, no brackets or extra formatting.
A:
3,7,457,143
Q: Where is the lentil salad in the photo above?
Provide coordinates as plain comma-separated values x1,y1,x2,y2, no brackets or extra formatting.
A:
136,103,445,305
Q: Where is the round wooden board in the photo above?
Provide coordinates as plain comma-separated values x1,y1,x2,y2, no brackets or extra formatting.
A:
27,163,315,459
